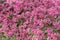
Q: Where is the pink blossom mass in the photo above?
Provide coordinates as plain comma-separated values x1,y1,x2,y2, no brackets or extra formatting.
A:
0,0,60,40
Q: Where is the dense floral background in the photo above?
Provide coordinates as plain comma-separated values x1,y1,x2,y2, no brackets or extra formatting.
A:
0,0,60,40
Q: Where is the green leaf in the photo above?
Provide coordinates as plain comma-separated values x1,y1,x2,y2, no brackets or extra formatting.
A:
2,36,8,40
17,18,25,26
11,35,16,40
0,23,2,28
42,27,47,32
2,34,8,40
9,15,13,20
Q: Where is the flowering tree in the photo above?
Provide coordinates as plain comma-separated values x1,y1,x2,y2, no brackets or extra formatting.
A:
0,0,60,40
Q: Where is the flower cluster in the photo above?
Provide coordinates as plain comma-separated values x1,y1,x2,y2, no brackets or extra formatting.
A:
0,0,60,40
